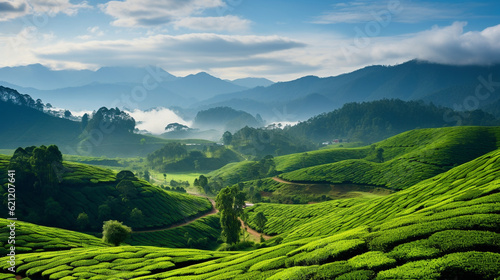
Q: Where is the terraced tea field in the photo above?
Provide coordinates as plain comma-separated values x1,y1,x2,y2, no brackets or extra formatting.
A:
0,127,499,279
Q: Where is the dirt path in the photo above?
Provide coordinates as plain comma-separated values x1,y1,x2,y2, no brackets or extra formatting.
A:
240,218,272,241
133,194,274,242
272,176,308,185
133,196,218,234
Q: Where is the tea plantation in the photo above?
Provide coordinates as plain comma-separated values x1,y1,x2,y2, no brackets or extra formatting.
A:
0,127,499,279
0,157,213,231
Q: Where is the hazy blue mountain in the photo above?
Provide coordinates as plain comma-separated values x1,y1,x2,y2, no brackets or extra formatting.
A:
0,65,248,110
229,77,274,88
0,64,93,90
89,66,178,84
165,72,247,100
17,82,189,111
0,86,81,148
0,64,178,90
198,60,500,119
482,99,500,119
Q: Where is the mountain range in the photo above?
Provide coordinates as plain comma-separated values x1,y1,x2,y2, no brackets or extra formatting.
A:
1,60,499,122
0,64,274,111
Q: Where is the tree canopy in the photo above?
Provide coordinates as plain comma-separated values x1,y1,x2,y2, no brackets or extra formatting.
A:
215,185,246,244
102,220,132,246
85,107,135,134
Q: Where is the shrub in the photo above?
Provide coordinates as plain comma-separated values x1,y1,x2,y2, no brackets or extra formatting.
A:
102,220,132,246
348,251,396,271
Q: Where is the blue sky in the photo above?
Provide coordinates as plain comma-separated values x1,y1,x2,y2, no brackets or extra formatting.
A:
1,0,499,81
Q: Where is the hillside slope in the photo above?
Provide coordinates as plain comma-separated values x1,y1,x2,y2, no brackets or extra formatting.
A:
0,155,212,231
279,126,500,190
213,127,500,204
0,87,81,148
0,145,499,279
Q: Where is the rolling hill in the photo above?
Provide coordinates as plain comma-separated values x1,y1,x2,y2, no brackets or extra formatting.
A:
0,86,82,149
284,99,499,143
211,126,500,203
1,143,498,279
0,152,213,231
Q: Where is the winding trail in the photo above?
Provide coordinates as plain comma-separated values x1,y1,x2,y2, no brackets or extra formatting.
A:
240,218,272,241
133,195,218,234
272,176,306,184
133,193,273,242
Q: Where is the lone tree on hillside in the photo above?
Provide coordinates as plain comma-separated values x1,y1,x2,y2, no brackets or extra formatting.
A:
254,212,268,232
102,220,132,246
222,131,233,145
198,175,209,194
216,185,245,244
76,212,90,230
376,148,385,163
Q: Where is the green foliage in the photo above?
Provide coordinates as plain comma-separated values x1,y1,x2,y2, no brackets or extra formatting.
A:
285,99,499,143
230,126,314,158
84,107,135,134
147,142,241,172
348,251,396,270
313,261,354,279
223,131,233,145
216,185,246,244
76,212,89,230
0,218,109,255
1,156,212,231
2,128,500,279
376,251,500,280
102,220,132,246
254,212,268,232
129,215,221,250
0,245,235,279
214,126,500,205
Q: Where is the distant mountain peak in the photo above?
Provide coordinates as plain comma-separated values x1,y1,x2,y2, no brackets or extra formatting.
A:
190,72,217,79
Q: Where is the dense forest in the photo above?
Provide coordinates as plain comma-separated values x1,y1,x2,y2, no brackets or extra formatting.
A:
193,106,264,132
146,142,241,172
285,99,499,143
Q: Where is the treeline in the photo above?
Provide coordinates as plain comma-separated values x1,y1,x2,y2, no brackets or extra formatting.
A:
224,127,314,158
146,142,241,172
285,99,499,143
193,106,264,132
198,155,277,194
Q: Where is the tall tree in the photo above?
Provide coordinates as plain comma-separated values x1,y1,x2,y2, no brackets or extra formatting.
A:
215,185,245,244
198,175,209,194
222,131,233,145
254,212,268,232
143,170,150,182
376,148,385,163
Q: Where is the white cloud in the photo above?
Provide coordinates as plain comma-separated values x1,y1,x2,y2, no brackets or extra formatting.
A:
76,26,104,40
100,0,224,27
331,22,500,67
314,0,465,24
99,0,250,33
0,0,90,21
34,33,306,71
174,15,251,32
126,107,191,134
